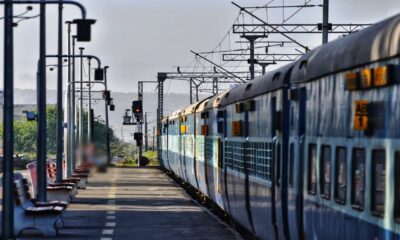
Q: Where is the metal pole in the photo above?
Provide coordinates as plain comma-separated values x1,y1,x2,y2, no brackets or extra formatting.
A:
213,77,218,94
104,66,111,165
322,0,329,44
66,22,72,177
189,78,193,104
87,57,92,144
246,36,258,80
156,73,165,161
71,36,76,170
144,112,148,151
2,1,14,238
195,84,199,102
37,0,47,201
137,121,142,167
56,0,63,183
79,47,84,165
152,126,155,150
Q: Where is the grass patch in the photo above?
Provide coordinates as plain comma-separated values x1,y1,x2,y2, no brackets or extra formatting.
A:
114,150,159,167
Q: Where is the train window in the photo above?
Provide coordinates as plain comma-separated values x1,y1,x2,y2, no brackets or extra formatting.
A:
371,150,386,217
308,144,317,195
394,152,400,222
289,143,294,188
320,145,331,199
334,147,347,204
276,143,281,187
351,148,366,211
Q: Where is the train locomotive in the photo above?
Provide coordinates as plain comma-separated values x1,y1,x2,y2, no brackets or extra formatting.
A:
159,13,400,240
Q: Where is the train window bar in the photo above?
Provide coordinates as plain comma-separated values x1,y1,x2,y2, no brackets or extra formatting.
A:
307,144,317,195
334,147,347,205
320,145,332,200
371,149,386,218
351,148,366,211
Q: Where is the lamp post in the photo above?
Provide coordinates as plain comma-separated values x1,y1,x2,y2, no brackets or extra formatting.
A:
2,1,14,238
87,57,93,144
56,0,63,183
79,47,84,166
65,21,73,177
36,0,47,202
1,1,93,235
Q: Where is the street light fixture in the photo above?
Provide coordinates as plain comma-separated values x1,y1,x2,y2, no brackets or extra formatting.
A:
72,18,96,42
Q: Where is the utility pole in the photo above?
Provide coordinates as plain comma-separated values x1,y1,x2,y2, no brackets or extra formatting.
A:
322,0,329,44
37,0,47,202
2,0,14,238
56,0,63,183
144,112,148,151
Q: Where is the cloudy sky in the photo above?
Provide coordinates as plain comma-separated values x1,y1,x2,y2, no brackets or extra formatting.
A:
1,0,400,94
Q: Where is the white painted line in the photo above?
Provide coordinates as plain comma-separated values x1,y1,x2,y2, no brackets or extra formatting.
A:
107,211,115,214
106,215,116,220
105,222,116,227
100,238,112,240
102,229,114,235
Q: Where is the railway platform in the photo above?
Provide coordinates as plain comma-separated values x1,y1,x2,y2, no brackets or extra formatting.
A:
9,167,240,240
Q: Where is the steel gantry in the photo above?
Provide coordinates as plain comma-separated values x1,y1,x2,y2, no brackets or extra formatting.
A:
232,23,373,35
222,53,302,62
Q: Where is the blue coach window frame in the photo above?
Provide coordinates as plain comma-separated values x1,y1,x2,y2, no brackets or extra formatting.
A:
320,145,332,199
334,147,347,205
371,149,386,218
351,148,366,211
308,144,317,195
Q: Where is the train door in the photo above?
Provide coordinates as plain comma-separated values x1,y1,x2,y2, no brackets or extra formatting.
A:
163,121,170,170
287,87,306,240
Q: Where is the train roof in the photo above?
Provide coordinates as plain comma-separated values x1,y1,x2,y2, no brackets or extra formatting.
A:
291,13,400,83
181,102,199,115
177,97,211,115
203,90,229,111
220,63,294,107
195,96,213,113
169,109,182,120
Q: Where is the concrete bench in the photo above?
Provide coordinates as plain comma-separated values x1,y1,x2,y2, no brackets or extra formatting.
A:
14,175,66,237
27,162,74,203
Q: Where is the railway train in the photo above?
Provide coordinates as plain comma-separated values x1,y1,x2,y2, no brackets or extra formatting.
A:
159,13,400,240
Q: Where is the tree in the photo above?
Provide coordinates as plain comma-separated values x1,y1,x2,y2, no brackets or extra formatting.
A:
0,105,119,159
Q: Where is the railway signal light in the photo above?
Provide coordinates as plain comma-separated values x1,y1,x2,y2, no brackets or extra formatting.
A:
132,100,143,114
132,100,143,121
103,90,111,103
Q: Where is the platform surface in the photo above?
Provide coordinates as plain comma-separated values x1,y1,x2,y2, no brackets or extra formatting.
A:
14,167,241,240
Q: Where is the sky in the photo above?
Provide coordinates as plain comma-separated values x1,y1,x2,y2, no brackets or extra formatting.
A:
0,0,400,94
